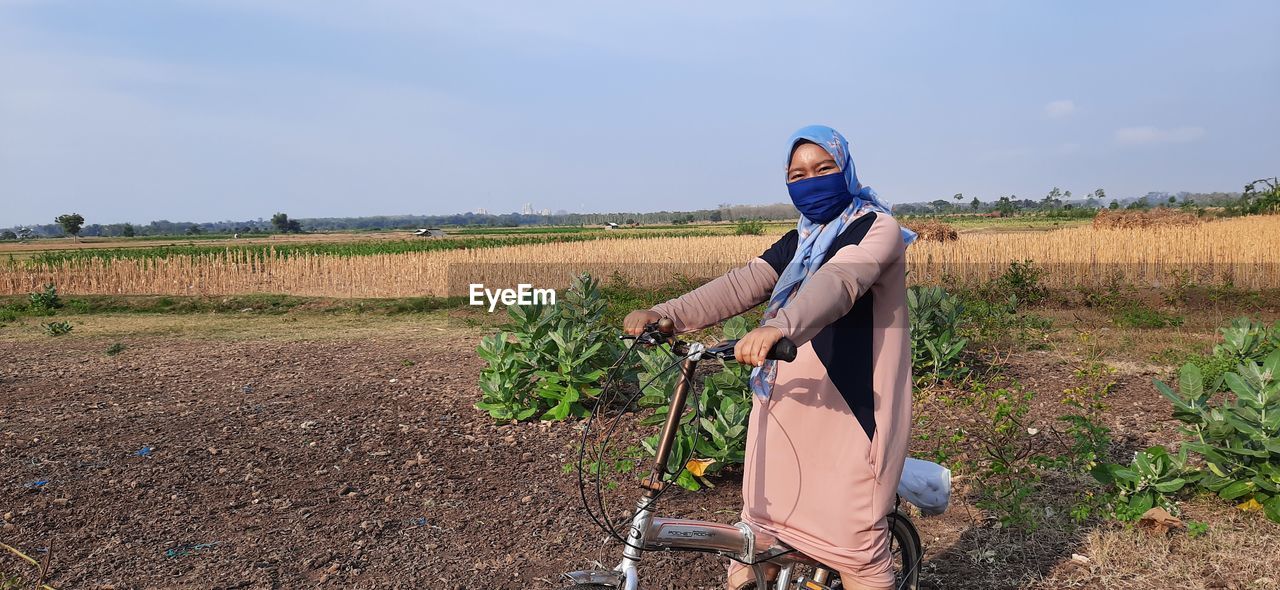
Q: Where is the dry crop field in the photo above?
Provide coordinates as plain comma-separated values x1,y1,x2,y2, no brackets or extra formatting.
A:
2,215,1278,298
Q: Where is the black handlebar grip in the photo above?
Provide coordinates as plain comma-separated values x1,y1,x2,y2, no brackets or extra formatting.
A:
767,338,797,362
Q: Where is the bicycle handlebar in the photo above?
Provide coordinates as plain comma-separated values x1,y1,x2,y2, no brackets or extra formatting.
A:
622,320,797,363
704,337,797,362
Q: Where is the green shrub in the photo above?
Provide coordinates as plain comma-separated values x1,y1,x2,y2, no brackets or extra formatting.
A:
908,286,970,385
475,273,623,422
957,382,1045,527
1091,445,1194,520
106,342,126,356
1155,353,1280,523
1213,317,1280,363
635,316,753,490
734,219,764,235
982,260,1046,307
1229,177,1280,216
1185,352,1239,393
958,295,1053,350
28,283,62,314
42,320,72,336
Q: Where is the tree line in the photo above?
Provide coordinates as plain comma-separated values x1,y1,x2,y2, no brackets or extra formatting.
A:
4,182,1273,241
0,204,804,239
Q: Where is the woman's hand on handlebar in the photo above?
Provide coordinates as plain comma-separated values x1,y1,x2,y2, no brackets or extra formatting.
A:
623,309,662,336
736,326,784,367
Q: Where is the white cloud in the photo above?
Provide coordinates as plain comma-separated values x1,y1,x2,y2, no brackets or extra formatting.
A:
1044,99,1076,118
1114,126,1206,145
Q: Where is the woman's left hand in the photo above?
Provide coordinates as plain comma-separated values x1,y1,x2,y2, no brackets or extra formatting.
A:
735,326,784,367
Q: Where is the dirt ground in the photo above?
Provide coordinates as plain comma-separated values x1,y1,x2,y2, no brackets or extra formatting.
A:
2,313,1278,589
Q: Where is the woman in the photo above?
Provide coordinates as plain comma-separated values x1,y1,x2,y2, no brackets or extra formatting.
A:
623,125,915,590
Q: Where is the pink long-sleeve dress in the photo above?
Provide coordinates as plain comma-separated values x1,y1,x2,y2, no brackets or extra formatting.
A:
649,210,911,588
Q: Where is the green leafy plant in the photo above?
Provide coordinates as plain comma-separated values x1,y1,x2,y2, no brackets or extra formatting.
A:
958,295,1053,351
28,283,62,314
963,382,1043,528
982,260,1046,307
1039,336,1114,475
1091,445,1194,520
1213,317,1280,365
908,286,970,385
636,316,754,490
734,219,764,235
42,320,72,336
475,273,623,422
1156,352,1280,523
105,342,126,356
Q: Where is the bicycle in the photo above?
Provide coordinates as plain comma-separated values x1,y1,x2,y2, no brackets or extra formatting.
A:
562,318,922,590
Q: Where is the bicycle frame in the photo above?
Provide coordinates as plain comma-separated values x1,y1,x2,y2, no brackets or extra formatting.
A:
564,341,833,590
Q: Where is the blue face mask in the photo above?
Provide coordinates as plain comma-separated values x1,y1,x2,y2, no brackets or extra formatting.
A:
787,172,852,224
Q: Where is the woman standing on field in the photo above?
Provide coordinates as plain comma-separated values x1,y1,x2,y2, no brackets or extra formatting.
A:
624,125,916,590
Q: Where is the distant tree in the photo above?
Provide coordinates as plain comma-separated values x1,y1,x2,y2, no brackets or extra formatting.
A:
996,196,1017,216
16,227,33,240
0,230,16,241
185,224,203,235
930,199,951,213
953,193,964,206
271,212,303,233
1093,188,1106,201
1234,178,1280,215
55,213,85,240
970,196,981,210
1041,187,1063,210
1109,200,1120,210
1168,196,1177,205
122,223,136,237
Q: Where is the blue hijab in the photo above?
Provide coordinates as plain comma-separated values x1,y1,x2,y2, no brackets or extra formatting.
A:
785,124,914,238
748,125,915,399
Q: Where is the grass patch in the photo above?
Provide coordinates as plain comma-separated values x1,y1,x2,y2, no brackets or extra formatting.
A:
0,294,465,317
1111,305,1184,329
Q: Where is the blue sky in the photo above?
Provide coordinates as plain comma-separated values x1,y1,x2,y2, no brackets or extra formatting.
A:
2,1,1277,226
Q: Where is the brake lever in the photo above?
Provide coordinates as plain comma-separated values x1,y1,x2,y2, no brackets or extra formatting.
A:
704,339,739,359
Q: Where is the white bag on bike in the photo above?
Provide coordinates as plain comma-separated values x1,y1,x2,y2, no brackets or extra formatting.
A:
896,457,950,516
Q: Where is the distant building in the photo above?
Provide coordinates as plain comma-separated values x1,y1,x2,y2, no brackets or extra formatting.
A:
539,208,551,216
474,208,488,215
604,222,619,230
413,228,446,238
521,203,534,215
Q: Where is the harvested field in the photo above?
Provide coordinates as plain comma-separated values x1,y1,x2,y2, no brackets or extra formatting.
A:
3,216,1279,296
1092,209,1203,229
